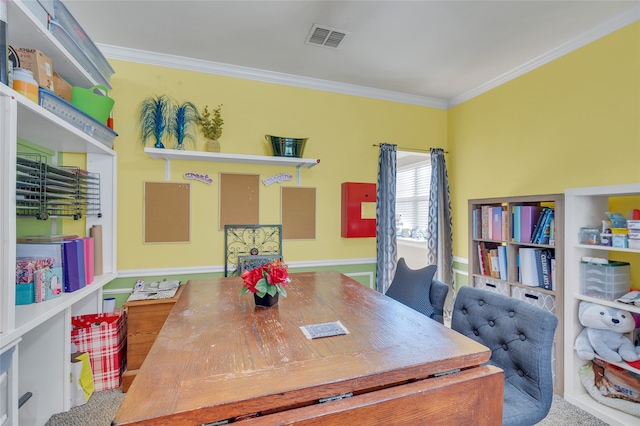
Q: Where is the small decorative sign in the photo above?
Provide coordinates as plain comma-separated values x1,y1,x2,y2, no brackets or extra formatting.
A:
263,173,293,186
184,172,213,184
300,321,349,339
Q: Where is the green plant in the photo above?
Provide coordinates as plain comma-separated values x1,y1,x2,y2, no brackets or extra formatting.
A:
198,104,224,140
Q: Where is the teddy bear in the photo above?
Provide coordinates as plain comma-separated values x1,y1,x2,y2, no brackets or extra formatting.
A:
575,301,639,363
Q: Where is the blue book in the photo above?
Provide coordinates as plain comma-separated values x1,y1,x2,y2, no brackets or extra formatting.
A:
512,206,521,242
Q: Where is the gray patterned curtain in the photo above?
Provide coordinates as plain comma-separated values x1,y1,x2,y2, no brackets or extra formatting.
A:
376,143,397,293
427,148,454,318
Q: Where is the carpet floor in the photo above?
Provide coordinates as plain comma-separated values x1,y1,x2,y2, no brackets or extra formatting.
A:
45,390,609,426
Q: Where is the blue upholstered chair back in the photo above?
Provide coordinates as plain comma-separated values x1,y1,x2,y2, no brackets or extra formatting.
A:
385,258,449,324
451,286,557,426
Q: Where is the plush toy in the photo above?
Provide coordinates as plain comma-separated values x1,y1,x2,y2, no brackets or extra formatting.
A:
575,301,639,363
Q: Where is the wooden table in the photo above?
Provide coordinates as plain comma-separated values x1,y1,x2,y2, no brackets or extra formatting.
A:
113,271,503,425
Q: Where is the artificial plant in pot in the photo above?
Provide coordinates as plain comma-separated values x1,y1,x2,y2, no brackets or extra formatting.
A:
138,95,174,148
170,101,199,150
198,104,224,152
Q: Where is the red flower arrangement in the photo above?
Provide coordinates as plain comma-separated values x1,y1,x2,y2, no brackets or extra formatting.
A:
240,260,290,298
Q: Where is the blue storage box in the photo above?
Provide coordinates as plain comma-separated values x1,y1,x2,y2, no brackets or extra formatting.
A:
16,283,35,305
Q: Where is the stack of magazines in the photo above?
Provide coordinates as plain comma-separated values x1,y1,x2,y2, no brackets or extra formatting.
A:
127,279,180,301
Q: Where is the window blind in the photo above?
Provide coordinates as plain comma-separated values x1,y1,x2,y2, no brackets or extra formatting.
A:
396,159,431,229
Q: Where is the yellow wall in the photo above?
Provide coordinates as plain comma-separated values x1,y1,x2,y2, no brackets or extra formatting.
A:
109,61,447,269
449,21,640,259
104,20,638,272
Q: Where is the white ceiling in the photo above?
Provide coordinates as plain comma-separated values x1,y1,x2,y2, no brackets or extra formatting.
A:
64,0,639,106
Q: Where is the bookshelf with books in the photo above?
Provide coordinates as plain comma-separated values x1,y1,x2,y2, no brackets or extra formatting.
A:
468,194,564,394
563,183,640,426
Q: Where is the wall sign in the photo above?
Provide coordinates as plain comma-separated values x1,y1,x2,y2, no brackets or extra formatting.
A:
263,173,293,186
184,172,213,184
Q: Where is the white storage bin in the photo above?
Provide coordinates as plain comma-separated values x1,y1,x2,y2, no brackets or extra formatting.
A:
580,261,631,300
474,276,509,296
511,286,556,315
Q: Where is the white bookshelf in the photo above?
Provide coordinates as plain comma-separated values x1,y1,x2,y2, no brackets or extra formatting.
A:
0,2,117,424
563,183,640,426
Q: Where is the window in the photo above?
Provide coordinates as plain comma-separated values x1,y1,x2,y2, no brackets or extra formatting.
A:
396,155,431,239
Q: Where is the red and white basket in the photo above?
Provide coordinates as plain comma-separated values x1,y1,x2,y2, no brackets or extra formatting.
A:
71,311,127,391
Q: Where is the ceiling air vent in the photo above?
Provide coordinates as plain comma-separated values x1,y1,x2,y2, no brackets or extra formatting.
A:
305,24,349,50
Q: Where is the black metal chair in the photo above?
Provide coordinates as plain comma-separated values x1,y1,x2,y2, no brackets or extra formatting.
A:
452,286,557,426
384,257,449,324
237,254,283,273
224,224,282,276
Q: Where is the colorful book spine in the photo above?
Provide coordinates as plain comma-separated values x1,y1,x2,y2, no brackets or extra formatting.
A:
537,210,555,245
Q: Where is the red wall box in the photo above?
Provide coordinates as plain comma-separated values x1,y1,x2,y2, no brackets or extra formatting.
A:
341,182,377,238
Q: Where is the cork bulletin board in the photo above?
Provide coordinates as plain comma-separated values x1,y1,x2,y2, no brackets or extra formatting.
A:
281,187,316,239
219,173,260,230
144,181,191,243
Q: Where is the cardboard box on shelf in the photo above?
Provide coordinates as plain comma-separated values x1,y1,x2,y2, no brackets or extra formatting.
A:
52,71,73,102
8,46,54,90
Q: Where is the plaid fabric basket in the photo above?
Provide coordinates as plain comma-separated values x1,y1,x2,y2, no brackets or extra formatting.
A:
71,311,127,391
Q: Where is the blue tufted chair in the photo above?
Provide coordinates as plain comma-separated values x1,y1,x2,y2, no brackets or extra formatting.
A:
451,286,558,426
384,258,450,324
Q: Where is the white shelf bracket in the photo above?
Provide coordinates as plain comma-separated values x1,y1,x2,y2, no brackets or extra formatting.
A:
163,158,171,180
296,166,301,185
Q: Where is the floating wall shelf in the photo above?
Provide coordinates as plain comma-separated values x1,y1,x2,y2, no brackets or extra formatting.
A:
144,148,320,183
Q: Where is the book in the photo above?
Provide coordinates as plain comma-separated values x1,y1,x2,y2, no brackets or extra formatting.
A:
550,258,556,291
497,245,508,281
477,243,487,275
83,237,94,285
519,248,539,287
512,206,521,242
481,206,490,239
533,209,551,244
472,208,480,239
538,250,552,290
61,239,86,293
34,267,63,302
501,207,508,241
538,210,555,245
529,207,548,243
491,206,502,241
489,248,500,278
519,206,543,244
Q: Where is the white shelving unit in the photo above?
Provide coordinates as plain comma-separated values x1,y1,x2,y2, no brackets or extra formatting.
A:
144,147,320,183
0,2,117,425
564,183,640,426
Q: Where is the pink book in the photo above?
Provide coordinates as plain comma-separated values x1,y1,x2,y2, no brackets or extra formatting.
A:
83,237,95,285
491,206,503,241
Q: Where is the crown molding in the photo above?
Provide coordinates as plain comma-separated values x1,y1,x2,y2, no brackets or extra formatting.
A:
448,4,640,108
97,44,448,109
98,4,638,111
